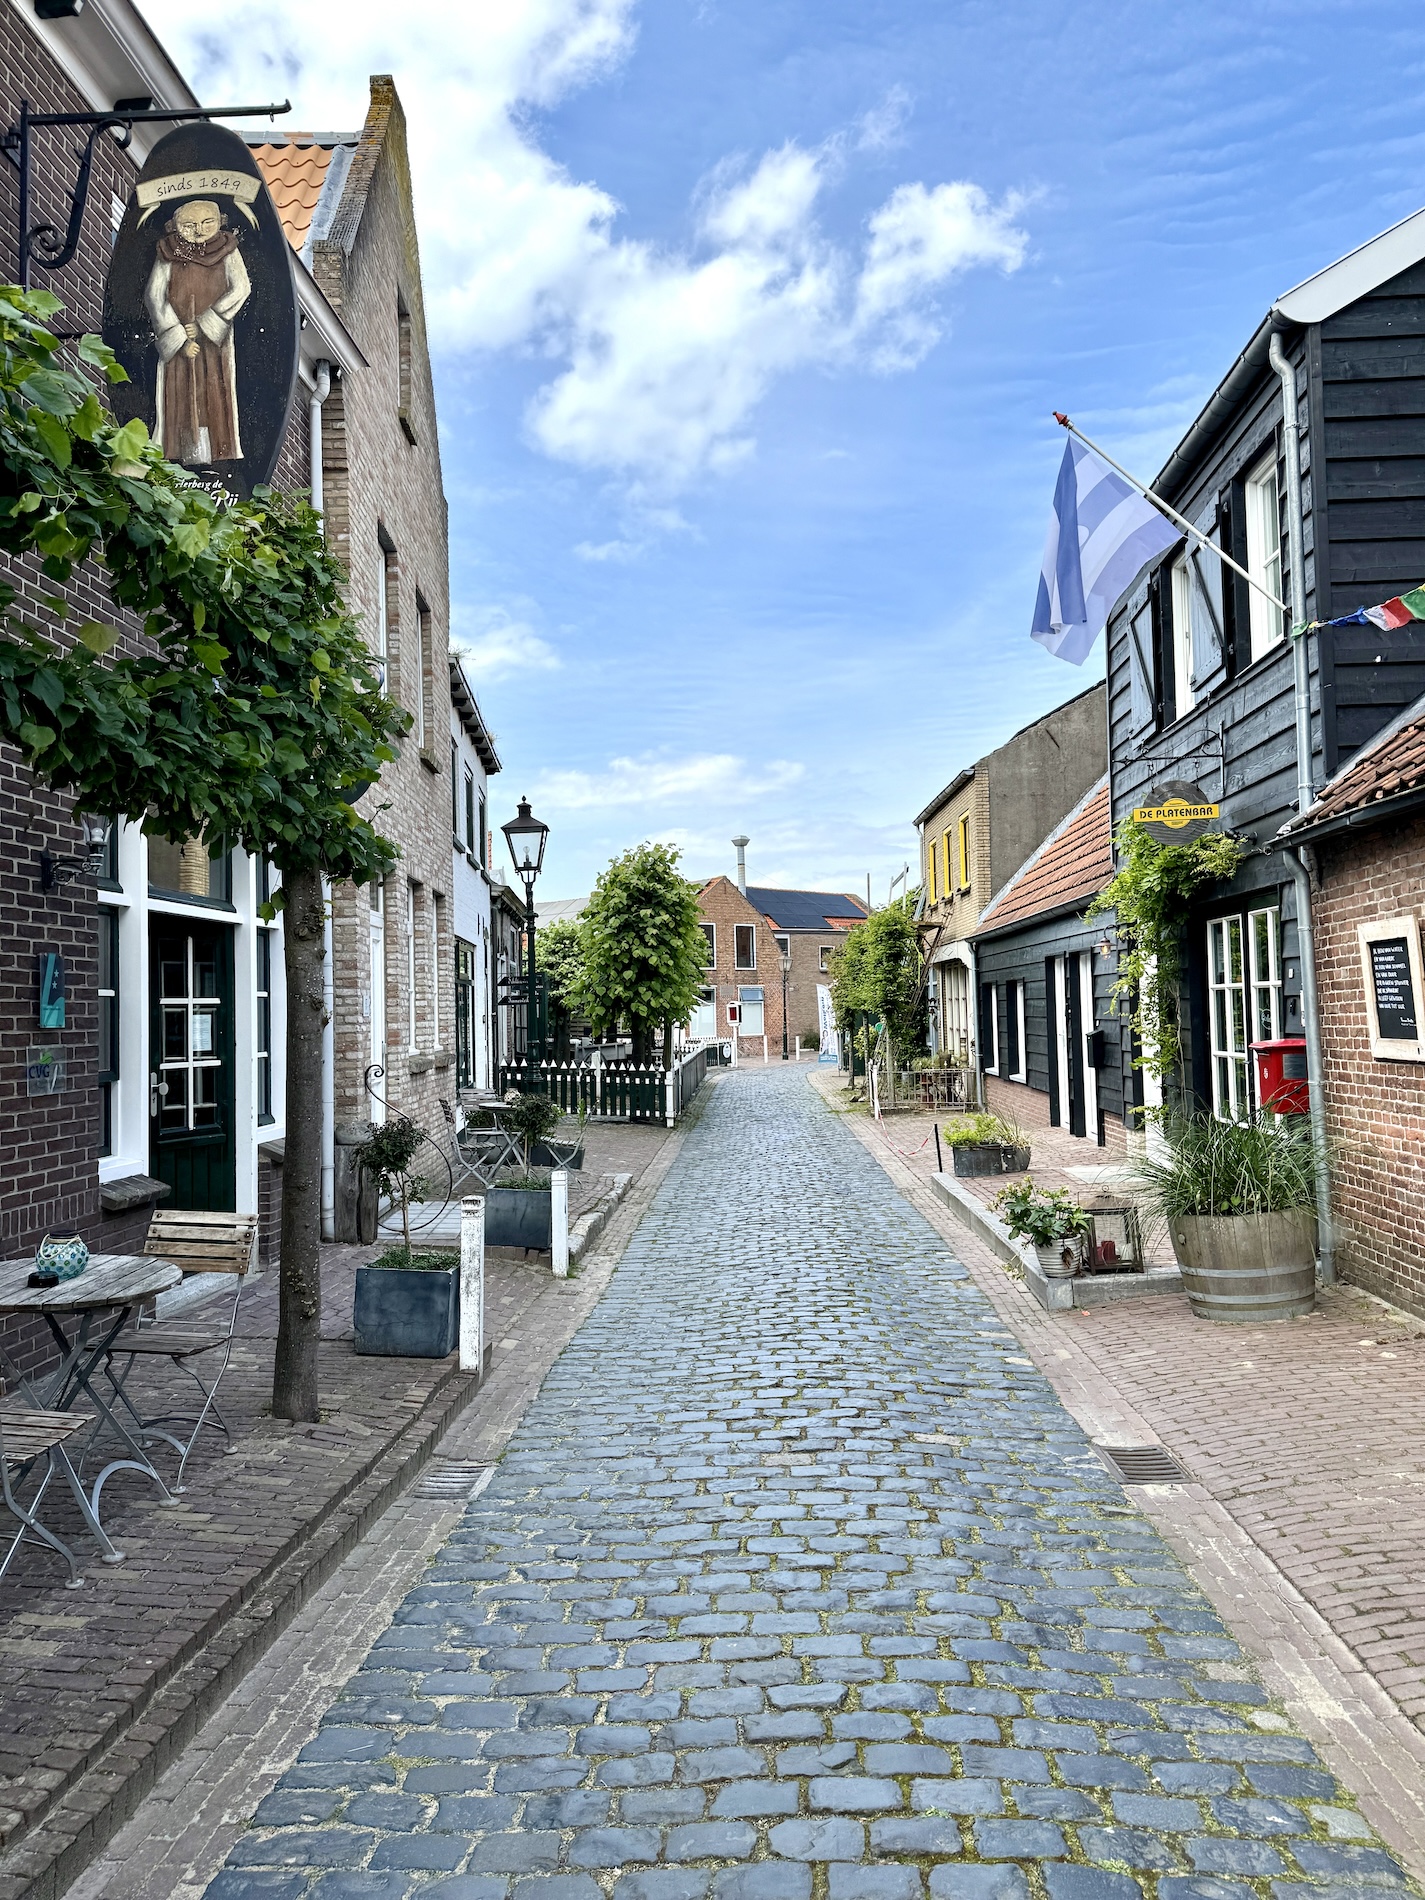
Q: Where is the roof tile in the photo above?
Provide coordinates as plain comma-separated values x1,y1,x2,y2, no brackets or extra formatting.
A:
1289,693,1425,830
972,779,1112,936
250,141,338,252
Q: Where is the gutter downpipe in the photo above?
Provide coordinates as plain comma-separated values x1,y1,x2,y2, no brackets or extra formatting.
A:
310,363,338,1242
1269,331,1335,1284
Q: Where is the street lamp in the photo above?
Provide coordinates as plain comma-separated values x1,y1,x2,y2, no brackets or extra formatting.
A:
501,798,550,1063
780,943,791,1061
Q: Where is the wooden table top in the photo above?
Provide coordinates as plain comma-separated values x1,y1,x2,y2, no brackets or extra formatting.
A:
0,1254,182,1314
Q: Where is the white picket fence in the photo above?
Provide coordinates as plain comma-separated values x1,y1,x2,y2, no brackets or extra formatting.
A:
498,1041,711,1126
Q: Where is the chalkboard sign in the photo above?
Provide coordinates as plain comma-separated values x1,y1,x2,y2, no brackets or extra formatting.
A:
1369,938,1418,1039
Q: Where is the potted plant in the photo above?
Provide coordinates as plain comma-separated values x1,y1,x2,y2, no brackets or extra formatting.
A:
1128,1113,1317,1322
991,1178,1090,1277
353,1118,461,1357
533,1101,588,1170
944,1111,1030,1177
485,1091,564,1250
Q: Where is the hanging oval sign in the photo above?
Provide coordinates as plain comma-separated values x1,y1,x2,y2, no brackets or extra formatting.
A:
1131,778,1221,846
102,121,299,499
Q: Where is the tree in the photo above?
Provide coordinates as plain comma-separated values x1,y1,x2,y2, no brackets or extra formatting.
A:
829,896,927,1065
576,842,707,1064
538,917,585,1058
0,289,407,1422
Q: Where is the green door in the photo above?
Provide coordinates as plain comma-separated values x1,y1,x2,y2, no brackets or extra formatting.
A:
150,920,237,1210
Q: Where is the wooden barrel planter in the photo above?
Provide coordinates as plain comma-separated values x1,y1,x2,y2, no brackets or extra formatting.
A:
1171,1208,1317,1322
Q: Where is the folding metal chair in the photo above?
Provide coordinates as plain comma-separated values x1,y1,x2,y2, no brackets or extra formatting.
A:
0,1405,98,1587
102,1210,258,1492
446,1095,523,1186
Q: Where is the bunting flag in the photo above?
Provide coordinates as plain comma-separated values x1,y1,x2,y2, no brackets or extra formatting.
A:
1324,584,1425,631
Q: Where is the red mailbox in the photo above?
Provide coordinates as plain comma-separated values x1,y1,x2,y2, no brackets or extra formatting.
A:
1250,1037,1309,1114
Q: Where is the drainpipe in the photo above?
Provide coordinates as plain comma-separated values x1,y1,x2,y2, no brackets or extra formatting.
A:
310,361,337,1241
1269,331,1335,1284
732,835,748,895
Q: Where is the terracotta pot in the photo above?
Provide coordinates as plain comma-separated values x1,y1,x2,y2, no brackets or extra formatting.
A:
1171,1208,1317,1322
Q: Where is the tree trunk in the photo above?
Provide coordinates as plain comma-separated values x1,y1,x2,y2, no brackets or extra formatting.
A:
273,864,326,1423
662,1020,672,1069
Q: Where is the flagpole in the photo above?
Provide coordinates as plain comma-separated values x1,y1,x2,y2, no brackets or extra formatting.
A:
1053,412,1290,620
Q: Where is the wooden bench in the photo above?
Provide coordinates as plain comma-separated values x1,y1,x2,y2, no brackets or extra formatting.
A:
104,1210,259,1489
0,1405,94,1588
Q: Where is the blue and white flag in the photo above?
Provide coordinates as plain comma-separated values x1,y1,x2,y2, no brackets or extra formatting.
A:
1032,437,1180,665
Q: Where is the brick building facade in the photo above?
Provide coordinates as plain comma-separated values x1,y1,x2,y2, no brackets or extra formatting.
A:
1287,694,1425,1318
694,866,866,1058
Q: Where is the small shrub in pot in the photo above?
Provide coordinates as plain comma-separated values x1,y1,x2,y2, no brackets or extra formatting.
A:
944,1112,1030,1178
991,1177,1089,1277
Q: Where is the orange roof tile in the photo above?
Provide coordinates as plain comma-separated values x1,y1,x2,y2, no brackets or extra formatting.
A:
1287,691,1425,831
250,140,338,253
973,778,1112,936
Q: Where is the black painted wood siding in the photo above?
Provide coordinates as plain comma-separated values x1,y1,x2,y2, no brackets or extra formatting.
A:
1316,258,1425,773
975,913,1125,1126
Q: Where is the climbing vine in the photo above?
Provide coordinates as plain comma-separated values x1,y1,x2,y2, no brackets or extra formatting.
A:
1086,820,1244,1084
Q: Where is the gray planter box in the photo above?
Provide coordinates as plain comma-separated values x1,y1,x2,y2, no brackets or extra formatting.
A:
486,1186,553,1251
952,1143,1030,1178
1172,1208,1317,1322
353,1263,459,1358
533,1139,585,1170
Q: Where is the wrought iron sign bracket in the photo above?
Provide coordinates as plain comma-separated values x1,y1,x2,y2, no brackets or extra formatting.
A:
3,98,290,290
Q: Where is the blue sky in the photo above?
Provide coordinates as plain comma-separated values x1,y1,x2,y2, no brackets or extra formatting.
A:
152,0,1425,902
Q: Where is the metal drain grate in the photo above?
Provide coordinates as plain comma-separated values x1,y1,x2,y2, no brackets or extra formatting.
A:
1097,1443,1190,1485
412,1460,494,1500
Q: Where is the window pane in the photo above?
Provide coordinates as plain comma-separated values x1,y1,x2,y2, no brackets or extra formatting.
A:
701,924,715,967
192,1008,216,1055
161,1069,187,1131
193,1066,220,1127
195,947,219,998
1227,916,1243,986
163,1007,188,1060
1211,922,1225,984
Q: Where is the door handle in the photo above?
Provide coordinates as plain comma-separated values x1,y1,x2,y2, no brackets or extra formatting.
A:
150,1071,169,1117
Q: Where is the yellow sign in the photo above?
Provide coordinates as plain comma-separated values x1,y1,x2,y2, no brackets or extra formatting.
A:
1132,797,1219,828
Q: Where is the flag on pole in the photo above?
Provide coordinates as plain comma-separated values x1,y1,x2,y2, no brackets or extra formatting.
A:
1032,437,1181,665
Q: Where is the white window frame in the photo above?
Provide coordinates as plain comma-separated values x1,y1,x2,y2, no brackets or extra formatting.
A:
1170,557,1196,719
406,880,419,1049
819,944,832,973
700,922,716,969
734,924,756,970
1010,979,1027,1083
1245,452,1285,661
375,545,390,669
738,985,765,1036
1208,914,1250,1120
981,982,999,1075
1248,906,1282,1047
431,895,442,1052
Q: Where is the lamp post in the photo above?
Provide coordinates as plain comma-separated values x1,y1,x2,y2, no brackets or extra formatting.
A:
781,944,791,1060
501,798,550,1064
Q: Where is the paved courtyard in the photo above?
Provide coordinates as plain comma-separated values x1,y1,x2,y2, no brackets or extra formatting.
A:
205,1068,1414,1900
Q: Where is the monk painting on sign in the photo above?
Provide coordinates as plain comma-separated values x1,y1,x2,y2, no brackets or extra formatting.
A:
143,198,251,466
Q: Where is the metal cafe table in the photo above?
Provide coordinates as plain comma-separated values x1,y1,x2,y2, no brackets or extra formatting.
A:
0,1253,183,1562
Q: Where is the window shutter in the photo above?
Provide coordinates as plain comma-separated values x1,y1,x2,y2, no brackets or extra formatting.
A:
1188,502,1226,691
978,983,995,1066
1005,981,1021,1078
1222,485,1248,676
1127,598,1156,734
1044,959,1061,1126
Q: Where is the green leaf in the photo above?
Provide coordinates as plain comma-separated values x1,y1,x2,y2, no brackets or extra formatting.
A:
19,721,56,752
76,334,127,383
191,598,206,632
70,392,104,442
192,641,230,674
76,620,119,654
107,418,150,463
31,411,72,469
172,518,210,558
19,369,79,417
311,648,331,672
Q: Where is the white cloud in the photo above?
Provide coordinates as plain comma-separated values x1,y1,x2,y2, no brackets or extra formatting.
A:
454,608,560,680
533,752,804,811
145,1,1028,494
573,538,644,562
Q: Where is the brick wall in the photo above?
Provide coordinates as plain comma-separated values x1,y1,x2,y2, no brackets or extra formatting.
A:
985,1074,1128,1155
698,878,788,1057
1312,816,1425,1317
313,81,456,1148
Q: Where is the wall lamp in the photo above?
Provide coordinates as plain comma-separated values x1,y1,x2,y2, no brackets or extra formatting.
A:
40,813,111,892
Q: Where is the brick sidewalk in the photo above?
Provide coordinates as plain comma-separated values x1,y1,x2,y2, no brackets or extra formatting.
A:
817,1071,1425,1868
0,1111,686,1900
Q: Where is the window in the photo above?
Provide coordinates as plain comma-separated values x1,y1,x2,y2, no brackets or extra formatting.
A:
148,834,231,903
957,814,971,891
1245,452,1285,660
406,880,419,1048
734,924,756,969
369,881,387,1123
256,926,274,1122
819,944,832,973
456,940,476,1087
1170,557,1196,720
943,962,971,1062
690,987,717,1039
1208,915,1249,1119
97,910,119,1157
738,986,765,1036
464,767,476,854
774,933,790,966
431,895,444,1051
414,593,432,748
156,935,223,1137
375,539,392,675
1007,979,1026,1081
397,291,417,444
942,831,953,898
700,923,716,968
450,741,460,838
926,837,937,904
979,983,999,1074
1249,906,1282,1044
478,793,487,869
96,816,120,890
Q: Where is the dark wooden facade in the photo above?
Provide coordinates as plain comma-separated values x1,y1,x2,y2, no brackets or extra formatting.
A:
1104,246,1425,1113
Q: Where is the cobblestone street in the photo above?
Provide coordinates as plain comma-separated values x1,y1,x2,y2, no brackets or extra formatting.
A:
202,1068,1413,1900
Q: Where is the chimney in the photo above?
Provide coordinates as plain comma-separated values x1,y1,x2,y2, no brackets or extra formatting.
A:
732,835,749,895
